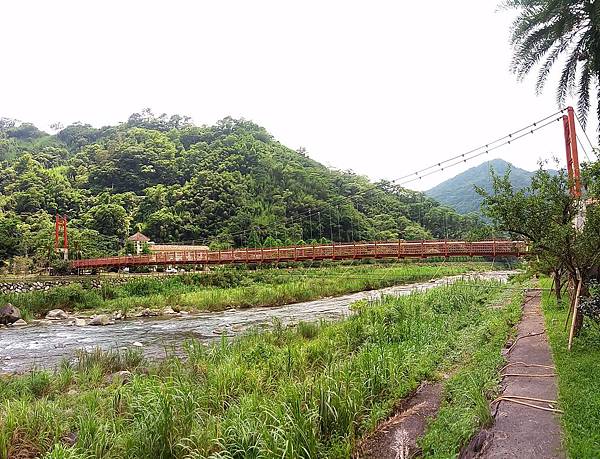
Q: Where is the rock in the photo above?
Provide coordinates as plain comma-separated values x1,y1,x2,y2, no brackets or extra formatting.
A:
12,319,27,326
460,430,491,459
162,307,176,315
61,431,78,447
137,308,159,317
0,303,21,325
132,341,143,347
212,328,233,336
88,314,113,326
104,370,132,385
112,310,123,320
46,309,69,320
72,318,86,327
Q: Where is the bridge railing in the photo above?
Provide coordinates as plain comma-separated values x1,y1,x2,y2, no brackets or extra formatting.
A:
71,240,527,269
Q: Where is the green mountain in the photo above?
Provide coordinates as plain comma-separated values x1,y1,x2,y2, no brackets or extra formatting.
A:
425,158,541,214
0,111,488,270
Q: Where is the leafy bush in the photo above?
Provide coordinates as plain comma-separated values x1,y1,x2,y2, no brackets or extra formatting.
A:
579,296,600,324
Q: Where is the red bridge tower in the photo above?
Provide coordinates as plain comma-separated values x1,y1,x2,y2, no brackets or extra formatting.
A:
55,215,69,260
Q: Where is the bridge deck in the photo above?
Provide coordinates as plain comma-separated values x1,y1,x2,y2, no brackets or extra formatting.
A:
71,240,526,269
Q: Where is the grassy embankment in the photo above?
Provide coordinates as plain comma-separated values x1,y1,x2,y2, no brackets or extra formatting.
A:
1,262,493,320
0,278,522,458
540,278,600,457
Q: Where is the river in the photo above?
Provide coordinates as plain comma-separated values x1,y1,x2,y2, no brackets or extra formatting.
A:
0,271,515,373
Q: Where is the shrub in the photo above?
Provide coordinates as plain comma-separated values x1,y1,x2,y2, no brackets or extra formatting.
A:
579,295,600,325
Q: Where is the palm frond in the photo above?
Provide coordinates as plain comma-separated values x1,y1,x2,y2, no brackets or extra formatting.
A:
577,63,592,128
556,34,587,106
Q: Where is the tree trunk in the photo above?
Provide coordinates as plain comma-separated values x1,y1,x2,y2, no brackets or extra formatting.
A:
553,269,562,301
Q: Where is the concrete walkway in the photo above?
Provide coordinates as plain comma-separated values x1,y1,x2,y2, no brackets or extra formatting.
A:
481,289,564,458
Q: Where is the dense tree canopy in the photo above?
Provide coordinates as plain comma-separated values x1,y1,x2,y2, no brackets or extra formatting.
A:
0,110,488,272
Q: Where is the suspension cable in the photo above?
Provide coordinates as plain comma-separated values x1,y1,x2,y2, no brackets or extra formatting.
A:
148,109,569,246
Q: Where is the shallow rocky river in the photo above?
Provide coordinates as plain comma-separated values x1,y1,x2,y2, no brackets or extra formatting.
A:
0,271,515,373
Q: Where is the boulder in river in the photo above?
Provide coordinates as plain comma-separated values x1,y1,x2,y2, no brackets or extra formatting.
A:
0,303,21,325
88,314,113,326
112,310,124,321
137,308,159,317
46,309,69,320
12,319,27,326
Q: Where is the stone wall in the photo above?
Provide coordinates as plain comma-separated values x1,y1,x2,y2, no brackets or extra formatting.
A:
0,278,134,295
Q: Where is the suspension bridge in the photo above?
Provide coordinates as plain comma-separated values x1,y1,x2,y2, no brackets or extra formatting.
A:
63,106,589,271
71,240,526,269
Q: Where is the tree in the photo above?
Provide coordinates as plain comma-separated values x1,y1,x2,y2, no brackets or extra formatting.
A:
504,0,600,126
144,209,184,242
479,166,600,334
0,214,21,262
85,204,129,239
6,122,47,140
85,128,178,193
402,222,433,241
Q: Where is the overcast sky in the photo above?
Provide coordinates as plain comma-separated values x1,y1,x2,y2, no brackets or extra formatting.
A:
1,0,596,190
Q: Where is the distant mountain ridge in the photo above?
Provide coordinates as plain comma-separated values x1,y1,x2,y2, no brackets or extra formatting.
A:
425,159,545,214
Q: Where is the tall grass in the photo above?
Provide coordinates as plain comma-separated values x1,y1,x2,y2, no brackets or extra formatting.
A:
419,287,523,456
0,279,519,458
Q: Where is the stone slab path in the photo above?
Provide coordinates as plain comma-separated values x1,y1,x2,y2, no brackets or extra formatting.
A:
480,289,564,459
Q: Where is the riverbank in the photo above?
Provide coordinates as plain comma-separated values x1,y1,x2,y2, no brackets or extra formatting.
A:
1,262,495,320
0,278,522,458
0,272,514,374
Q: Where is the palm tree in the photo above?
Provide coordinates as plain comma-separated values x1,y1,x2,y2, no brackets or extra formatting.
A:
504,0,600,127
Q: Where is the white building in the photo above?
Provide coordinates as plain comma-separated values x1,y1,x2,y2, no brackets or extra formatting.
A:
127,232,151,255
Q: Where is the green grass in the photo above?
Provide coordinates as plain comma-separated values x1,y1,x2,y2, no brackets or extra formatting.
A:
0,279,520,458
420,287,522,457
540,278,600,458
1,262,491,319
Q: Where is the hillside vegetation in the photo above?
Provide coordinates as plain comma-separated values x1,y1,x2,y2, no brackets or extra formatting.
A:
426,159,545,214
0,111,488,272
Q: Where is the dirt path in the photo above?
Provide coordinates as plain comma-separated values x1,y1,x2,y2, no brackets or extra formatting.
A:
354,382,443,459
472,289,564,459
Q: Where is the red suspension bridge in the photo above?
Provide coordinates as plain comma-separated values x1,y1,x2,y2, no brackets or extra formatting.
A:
71,240,527,269
65,107,587,271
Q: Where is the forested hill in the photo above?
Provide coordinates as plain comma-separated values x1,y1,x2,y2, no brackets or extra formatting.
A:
425,159,545,214
0,110,487,269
